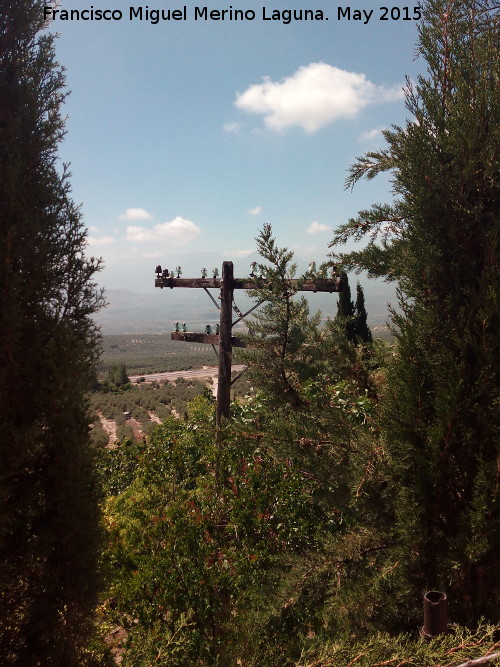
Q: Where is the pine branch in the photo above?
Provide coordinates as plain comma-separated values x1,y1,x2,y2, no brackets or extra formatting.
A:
344,150,397,190
453,653,500,667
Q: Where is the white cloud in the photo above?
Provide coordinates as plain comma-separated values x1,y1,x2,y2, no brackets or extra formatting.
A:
87,235,115,246
154,217,201,244
359,127,383,141
306,221,330,235
126,226,155,242
119,207,153,221
248,205,263,215
359,127,386,144
88,225,100,233
223,121,243,134
235,62,403,133
126,216,201,245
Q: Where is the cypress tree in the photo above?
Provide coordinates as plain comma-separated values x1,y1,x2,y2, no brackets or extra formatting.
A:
336,272,356,342
0,2,105,662
336,274,372,345
354,282,372,344
330,0,499,623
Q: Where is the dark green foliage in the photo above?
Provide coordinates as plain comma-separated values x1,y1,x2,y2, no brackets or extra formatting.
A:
330,0,500,625
115,422,135,442
89,419,110,448
335,272,356,341
95,438,150,497
106,363,130,389
95,383,500,664
354,283,372,345
297,622,500,667
0,2,104,662
335,274,373,345
238,225,323,408
238,228,376,415
100,396,359,665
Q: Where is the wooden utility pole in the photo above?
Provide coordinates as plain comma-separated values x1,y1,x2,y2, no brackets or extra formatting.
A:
155,262,341,425
217,261,233,424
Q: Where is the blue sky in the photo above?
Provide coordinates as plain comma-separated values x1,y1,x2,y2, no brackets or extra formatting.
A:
49,0,425,292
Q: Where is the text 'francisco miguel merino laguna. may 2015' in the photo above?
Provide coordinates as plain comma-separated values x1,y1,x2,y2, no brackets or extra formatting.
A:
43,5,422,25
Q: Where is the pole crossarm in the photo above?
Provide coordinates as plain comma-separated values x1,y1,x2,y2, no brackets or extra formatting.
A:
155,277,341,293
170,331,247,348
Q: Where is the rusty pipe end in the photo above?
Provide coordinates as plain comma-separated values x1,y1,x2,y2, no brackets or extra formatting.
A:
422,591,448,641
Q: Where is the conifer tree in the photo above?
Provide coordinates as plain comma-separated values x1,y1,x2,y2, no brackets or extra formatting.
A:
335,274,372,345
354,282,372,345
239,225,322,407
330,0,499,623
0,2,105,662
335,272,356,342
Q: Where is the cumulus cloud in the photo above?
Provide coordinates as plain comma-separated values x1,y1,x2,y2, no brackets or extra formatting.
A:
87,235,115,246
119,207,153,221
248,205,263,215
125,226,155,242
126,216,201,246
306,221,330,235
235,62,403,133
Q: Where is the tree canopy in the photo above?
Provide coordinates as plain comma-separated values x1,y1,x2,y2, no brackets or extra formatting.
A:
0,2,105,662
330,0,499,622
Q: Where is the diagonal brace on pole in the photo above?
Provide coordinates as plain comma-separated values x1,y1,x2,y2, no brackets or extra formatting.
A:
203,287,220,310
230,366,248,386
232,299,265,327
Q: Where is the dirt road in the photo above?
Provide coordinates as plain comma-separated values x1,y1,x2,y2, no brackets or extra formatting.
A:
128,365,246,384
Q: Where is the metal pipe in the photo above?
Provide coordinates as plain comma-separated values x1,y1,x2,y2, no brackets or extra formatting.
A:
422,590,448,640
